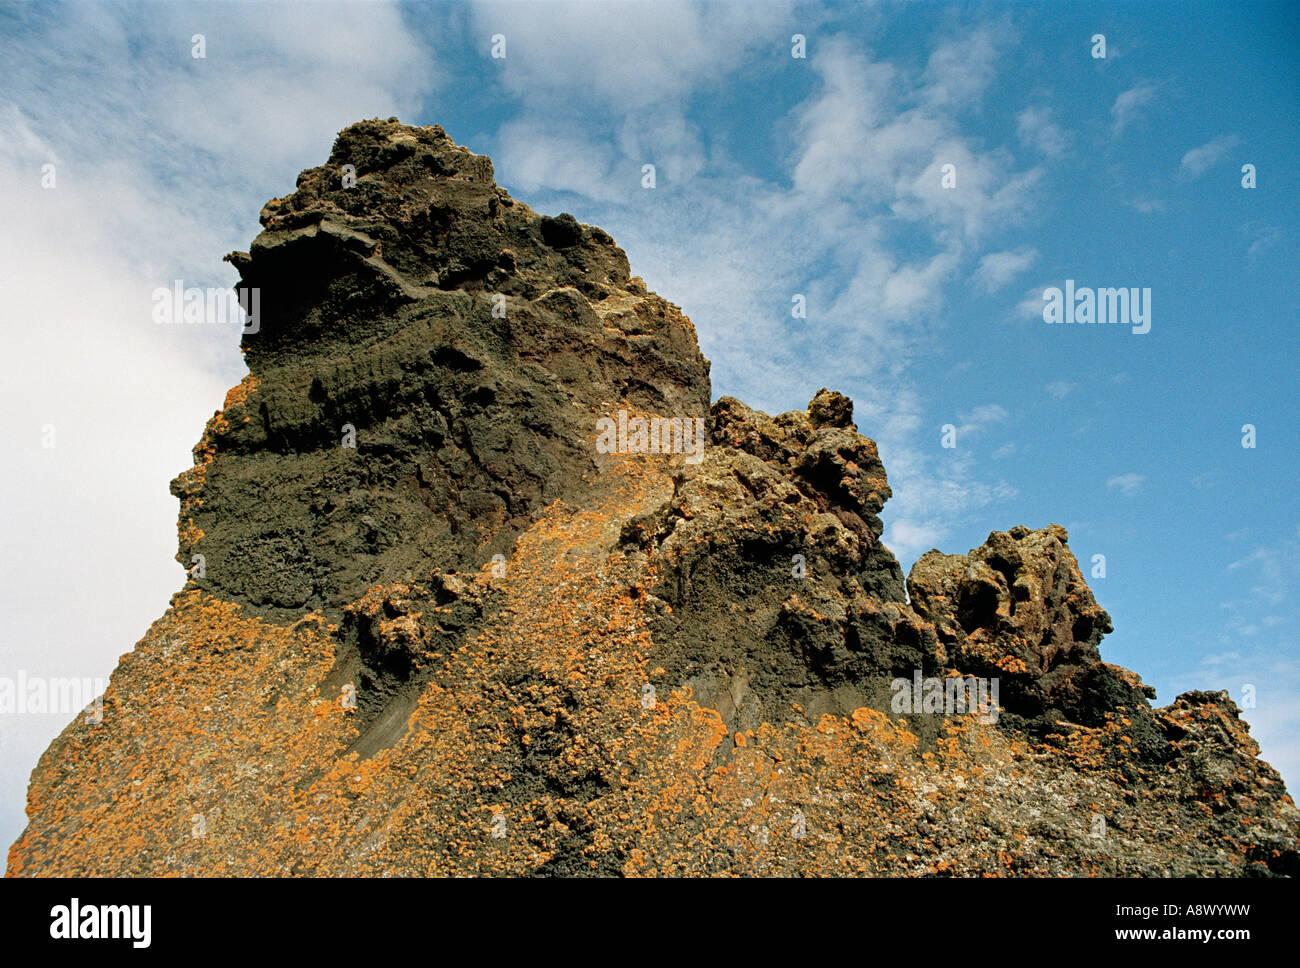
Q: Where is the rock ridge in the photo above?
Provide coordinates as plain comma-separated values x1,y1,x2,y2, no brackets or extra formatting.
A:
8,119,1295,877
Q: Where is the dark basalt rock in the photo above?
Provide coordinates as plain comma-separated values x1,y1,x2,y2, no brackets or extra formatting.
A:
908,525,1114,720
10,119,1296,878
621,392,925,739
173,119,709,619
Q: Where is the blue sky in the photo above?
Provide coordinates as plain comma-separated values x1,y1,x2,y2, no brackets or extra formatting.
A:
1,0,1296,849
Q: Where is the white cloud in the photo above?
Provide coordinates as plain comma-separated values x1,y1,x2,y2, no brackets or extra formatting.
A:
471,0,793,110
974,247,1038,292
790,39,901,198
1110,81,1158,136
1106,473,1146,496
617,109,708,187
1046,380,1076,399
883,440,1018,563
494,120,625,202
884,519,945,560
791,36,1042,244
1015,280,1056,321
1016,106,1069,157
0,0,436,853
882,250,960,319
1190,526,1300,792
1247,224,1283,258
921,25,1006,109
955,403,1010,438
1171,652,1300,796
1180,134,1238,177
1126,197,1165,214
1228,547,1271,571
1202,651,1242,666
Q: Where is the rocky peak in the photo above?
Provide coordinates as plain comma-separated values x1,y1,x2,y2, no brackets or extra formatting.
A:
175,117,709,617
9,121,1296,878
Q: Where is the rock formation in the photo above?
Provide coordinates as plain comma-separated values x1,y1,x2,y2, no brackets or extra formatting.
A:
8,120,1296,877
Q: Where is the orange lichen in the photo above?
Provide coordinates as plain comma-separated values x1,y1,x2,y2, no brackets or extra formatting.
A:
8,444,1296,878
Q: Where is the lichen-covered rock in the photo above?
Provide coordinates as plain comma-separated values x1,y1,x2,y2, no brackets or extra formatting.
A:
8,120,1296,878
616,392,931,742
908,525,1128,728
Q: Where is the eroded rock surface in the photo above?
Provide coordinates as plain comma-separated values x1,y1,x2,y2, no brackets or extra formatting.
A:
9,120,1296,877
174,119,708,617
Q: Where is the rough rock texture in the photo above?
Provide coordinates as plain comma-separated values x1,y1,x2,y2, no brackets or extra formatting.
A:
175,119,708,618
8,120,1297,877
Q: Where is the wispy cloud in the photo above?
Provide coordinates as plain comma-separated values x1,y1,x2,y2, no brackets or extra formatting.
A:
471,0,792,111
973,248,1038,293
1016,106,1069,157
1110,81,1158,136
1180,134,1238,177
955,404,1010,438
921,24,1006,108
790,34,1043,244
1192,528,1300,784
1247,224,1283,258
1106,473,1146,496
1126,197,1165,214
882,440,1017,561
1015,281,1056,321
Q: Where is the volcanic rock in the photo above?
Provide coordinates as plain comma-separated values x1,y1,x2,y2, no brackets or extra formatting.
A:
8,120,1296,877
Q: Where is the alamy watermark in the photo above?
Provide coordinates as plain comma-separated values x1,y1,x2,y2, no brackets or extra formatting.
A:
890,671,1000,724
50,898,151,948
0,671,107,722
595,410,706,464
152,281,260,334
1042,281,1150,335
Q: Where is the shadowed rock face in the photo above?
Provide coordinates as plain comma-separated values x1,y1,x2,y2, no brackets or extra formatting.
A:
907,525,1170,758
173,119,709,618
620,390,930,738
910,527,1113,713
9,120,1297,878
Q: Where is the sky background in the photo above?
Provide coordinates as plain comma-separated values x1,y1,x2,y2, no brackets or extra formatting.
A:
1,0,1296,852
